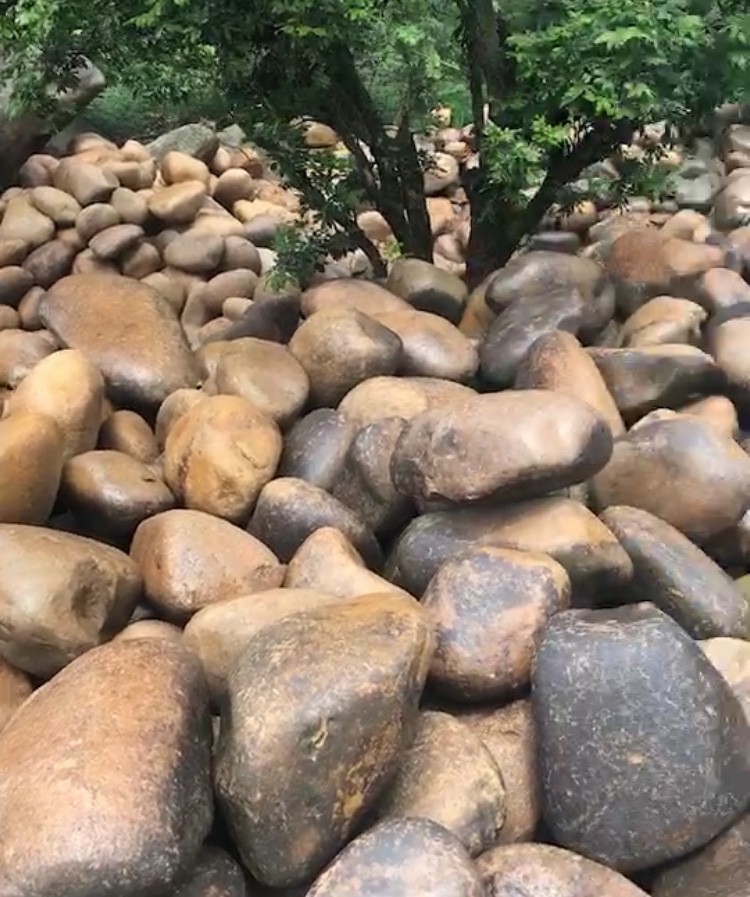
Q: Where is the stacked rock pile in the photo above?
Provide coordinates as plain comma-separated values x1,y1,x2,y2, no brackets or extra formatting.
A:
0,119,748,896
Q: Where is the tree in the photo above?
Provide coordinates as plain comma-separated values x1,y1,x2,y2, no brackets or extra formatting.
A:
1,0,748,285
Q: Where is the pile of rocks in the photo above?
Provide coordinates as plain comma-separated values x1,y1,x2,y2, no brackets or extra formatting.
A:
0,119,749,897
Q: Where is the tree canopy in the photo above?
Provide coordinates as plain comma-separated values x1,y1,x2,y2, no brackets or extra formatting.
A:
2,0,749,283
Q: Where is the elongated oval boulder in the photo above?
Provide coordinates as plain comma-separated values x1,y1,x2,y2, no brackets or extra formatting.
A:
534,604,750,872
131,509,284,623
592,416,750,543
0,524,141,677
301,279,410,318
39,274,201,412
0,639,213,896
305,819,484,897
279,409,356,489
601,506,750,639
0,411,64,525
477,843,649,897
376,710,506,855
424,546,570,701
387,498,633,602
214,593,433,886
0,659,32,735
391,391,612,505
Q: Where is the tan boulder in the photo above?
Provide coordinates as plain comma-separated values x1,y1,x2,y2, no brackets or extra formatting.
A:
618,295,707,346
0,412,64,525
0,659,32,735
0,524,141,676
89,223,144,261
149,181,207,224
30,186,81,225
130,508,284,623
387,258,468,324
110,186,149,225
301,279,410,318
52,158,119,205
4,349,105,461
0,639,213,895
23,240,76,289
0,329,57,388
0,196,55,249
161,151,210,185
98,409,159,462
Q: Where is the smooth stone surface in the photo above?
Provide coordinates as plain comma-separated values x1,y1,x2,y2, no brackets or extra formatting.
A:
386,258,468,324
0,639,213,896
214,593,433,886
0,659,32,735
300,279,410,318
618,295,706,347
305,819,484,897
40,274,200,412
171,846,247,897
592,416,750,543
0,411,64,525
387,498,633,603
391,391,612,505
601,506,750,639
702,637,750,723
534,604,750,872
0,524,141,676
424,546,570,701
477,843,649,897
248,477,382,568
131,509,284,623
376,711,505,855
278,409,356,490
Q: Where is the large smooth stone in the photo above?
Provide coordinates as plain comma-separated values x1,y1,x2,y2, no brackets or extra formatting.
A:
0,524,141,677
0,411,64,525
0,639,213,896
592,416,750,543
515,331,624,436
300,279,410,318
451,700,540,844
701,637,750,723
387,498,633,603
391,390,612,505
183,588,347,705
385,258,468,323
651,812,750,897
0,659,32,735
601,506,750,639
305,819,484,897
337,376,474,430
618,295,707,347
477,843,649,897
163,395,282,523
534,604,750,871
39,274,200,412
0,329,57,389
130,509,284,623
248,477,382,568
588,345,724,424
214,593,433,886
424,546,570,701
708,310,750,410
480,287,584,388
278,409,355,490
376,710,506,855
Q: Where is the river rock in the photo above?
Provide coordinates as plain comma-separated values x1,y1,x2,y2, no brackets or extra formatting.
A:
391,390,612,504
163,395,282,522
0,639,213,896
214,593,433,886
130,509,284,623
701,637,750,724
618,295,707,347
514,331,624,436
98,409,159,463
477,843,649,897
172,847,247,897
708,310,750,410
29,185,81,225
0,329,57,388
372,308,478,382
338,375,474,429
301,278,410,318
452,700,540,843
279,409,356,489
386,258,468,324
305,819,483,897
376,711,505,855
534,603,750,871
148,181,207,224
183,588,347,705
289,308,402,406
424,545,569,701
61,450,175,540
0,266,33,307
23,239,76,288
4,348,104,461
678,395,740,441
52,158,118,205
285,527,411,600
0,408,64,526
715,173,750,230
652,812,750,897
0,524,141,677
387,497,632,603
602,506,750,638
592,415,750,543
211,337,309,426
0,197,54,250
480,288,585,388
248,477,382,567
39,274,200,412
